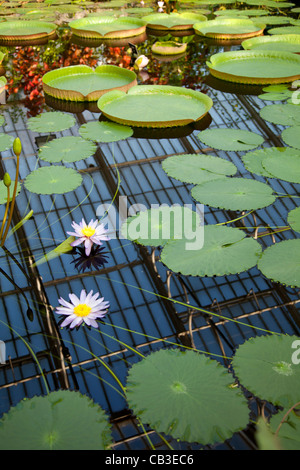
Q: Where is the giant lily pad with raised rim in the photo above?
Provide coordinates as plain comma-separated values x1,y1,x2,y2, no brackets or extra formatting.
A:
0,390,112,450
160,224,262,277
0,20,57,44
97,85,213,128
258,239,300,287
24,166,82,195
69,16,146,39
151,41,187,56
242,34,300,53
42,65,137,102
141,12,207,31
207,50,300,84
38,136,97,163
232,334,300,408
196,128,264,151
126,348,250,445
193,18,265,40
268,26,300,35
191,177,275,211
161,153,237,185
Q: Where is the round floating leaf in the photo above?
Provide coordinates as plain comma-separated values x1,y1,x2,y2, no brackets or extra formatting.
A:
161,153,237,185
27,111,76,133
262,85,290,93
241,147,280,177
24,166,82,195
160,224,262,277
0,180,21,204
0,115,5,127
258,239,300,287
78,120,133,142
287,207,300,233
0,133,14,151
191,177,275,211
126,348,250,445
259,104,300,126
121,206,201,247
0,390,112,450
197,128,264,151
269,409,300,450
262,152,300,184
38,136,97,163
281,125,300,149
258,91,293,101
232,335,300,408
242,147,298,178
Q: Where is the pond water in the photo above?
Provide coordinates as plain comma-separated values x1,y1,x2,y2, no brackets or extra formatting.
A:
0,0,300,451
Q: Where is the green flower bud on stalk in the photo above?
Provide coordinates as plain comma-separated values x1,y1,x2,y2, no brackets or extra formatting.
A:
3,172,11,188
13,137,22,156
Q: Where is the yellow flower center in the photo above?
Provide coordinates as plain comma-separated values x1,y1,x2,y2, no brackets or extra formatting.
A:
73,303,92,317
81,227,96,237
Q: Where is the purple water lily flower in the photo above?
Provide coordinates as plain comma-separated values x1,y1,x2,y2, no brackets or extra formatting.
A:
67,218,110,256
55,289,110,329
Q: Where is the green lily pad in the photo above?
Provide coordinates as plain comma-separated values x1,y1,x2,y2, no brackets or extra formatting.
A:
207,50,300,85
24,166,82,195
0,180,21,204
196,128,264,151
126,348,250,445
38,136,97,163
287,207,300,233
252,16,291,25
0,115,5,127
78,121,133,142
160,224,262,277
281,126,300,149
232,334,300,408
259,104,300,126
42,65,137,102
0,133,14,151
191,177,275,211
194,18,265,39
0,390,112,450
242,34,300,53
142,12,207,31
258,91,293,101
121,206,201,247
257,239,300,287
261,152,300,184
241,147,299,178
69,16,146,39
269,409,300,450
27,112,76,133
97,85,213,128
268,26,300,35
161,153,237,185
0,20,57,43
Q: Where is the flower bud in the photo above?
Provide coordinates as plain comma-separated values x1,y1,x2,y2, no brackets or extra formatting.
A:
3,172,11,188
13,137,22,156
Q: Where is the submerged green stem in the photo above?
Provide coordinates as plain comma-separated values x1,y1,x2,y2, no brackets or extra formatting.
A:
0,184,10,242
